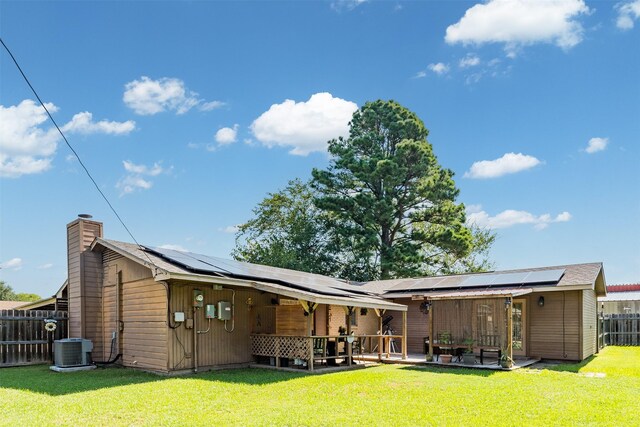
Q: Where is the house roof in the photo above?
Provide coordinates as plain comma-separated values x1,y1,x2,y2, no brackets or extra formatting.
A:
607,284,640,292
92,238,406,312
0,301,25,310
361,262,606,298
92,238,605,306
599,291,640,302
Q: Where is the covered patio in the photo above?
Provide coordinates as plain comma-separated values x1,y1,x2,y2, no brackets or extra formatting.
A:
382,287,534,368
248,280,408,371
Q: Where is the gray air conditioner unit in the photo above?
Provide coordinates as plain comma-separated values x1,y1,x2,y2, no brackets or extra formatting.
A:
54,338,93,367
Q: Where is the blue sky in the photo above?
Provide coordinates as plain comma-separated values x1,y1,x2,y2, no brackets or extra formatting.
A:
1,0,638,297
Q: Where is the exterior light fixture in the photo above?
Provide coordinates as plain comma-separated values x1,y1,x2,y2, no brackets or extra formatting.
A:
504,297,511,309
538,296,545,307
419,301,431,314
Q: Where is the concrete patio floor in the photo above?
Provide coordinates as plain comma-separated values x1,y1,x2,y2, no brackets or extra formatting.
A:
353,353,540,370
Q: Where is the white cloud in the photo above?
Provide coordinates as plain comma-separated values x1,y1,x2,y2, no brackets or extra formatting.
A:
215,124,239,145
200,101,226,111
0,100,59,178
123,76,223,115
464,152,541,179
585,137,609,154
459,54,481,68
1,99,139,178
0,257,23,270
414,70,428,79
117,160,169,195
37,263,54,270
250,92,358,156
445,0,590,55
428,62,450,75
219,225,239,234
331,0,367,12
123,160,164,176
616,0,640,30
61,112,135,135
467,205,572,230
159,244,188,252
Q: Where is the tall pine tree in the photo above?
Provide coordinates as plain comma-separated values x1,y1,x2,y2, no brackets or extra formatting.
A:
312,100,472,280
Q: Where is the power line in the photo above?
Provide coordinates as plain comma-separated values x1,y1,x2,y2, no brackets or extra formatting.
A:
0,37,159,274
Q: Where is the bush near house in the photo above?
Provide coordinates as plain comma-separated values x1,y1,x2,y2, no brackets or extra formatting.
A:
0,347,638,426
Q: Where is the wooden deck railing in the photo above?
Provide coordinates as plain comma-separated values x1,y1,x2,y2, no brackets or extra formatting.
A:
250,333,406,370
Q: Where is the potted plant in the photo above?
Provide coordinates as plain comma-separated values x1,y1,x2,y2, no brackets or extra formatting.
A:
499,351,514,369
439,353,453,364
462,338,475,365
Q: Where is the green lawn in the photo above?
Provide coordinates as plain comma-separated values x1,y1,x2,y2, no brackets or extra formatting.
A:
1,346,639,426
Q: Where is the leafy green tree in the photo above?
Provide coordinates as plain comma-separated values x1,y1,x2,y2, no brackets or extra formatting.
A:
422,225,496,275
0,281,17,300
312,100,473,280
15,293,42,302
233,179,336,276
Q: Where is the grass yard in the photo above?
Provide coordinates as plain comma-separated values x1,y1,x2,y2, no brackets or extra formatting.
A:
1,346,639,426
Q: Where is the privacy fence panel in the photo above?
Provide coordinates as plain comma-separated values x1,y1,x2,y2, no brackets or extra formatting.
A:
601,314,640,346
0,310,68,367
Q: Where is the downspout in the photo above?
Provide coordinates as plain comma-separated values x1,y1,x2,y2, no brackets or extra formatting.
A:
194,306,198,373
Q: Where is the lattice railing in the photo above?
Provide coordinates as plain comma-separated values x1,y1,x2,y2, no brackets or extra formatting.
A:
251,335,310,360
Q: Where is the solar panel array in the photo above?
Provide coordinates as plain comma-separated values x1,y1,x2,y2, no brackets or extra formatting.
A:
146,246,368,298
383,268,566,293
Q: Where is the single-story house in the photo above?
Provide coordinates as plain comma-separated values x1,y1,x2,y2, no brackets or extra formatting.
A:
599,284,640,315
16,280,68,311
64,216,606,373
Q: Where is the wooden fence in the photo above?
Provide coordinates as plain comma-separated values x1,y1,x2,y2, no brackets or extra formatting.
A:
600,314,640,346
0,309,68,367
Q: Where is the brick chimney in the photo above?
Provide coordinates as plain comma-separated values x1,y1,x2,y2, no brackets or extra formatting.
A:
67,215,103,338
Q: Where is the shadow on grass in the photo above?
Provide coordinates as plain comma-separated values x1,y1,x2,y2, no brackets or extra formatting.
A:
526,355,596,374
0,364,312,396
398,364,499,377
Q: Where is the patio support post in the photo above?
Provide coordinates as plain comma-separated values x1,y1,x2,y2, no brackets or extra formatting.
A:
344,306,355,367
300,300,318,371
507,298,513,364
374,308,385,362
428,301,434,361
402,311,407,360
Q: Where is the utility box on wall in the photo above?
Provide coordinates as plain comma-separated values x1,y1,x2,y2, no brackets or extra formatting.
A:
218,301,232,320
205,304,216,319
193,290,204,308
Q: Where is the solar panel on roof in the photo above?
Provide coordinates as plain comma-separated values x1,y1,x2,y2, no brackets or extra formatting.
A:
523,269,565,284
146,246,363,298
490,272,530,286
460,275,496,287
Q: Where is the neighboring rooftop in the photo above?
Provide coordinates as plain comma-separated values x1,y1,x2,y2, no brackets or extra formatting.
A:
600,291,640,302
0,301,24,310
607,284,640,292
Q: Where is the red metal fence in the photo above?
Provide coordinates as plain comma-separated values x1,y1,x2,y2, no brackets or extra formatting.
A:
0,309,68,367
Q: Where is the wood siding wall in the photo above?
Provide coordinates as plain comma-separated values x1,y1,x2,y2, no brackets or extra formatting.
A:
96,249,167,371
276,305,308,335
582,290,597,359
168,284,268,371
326,305,378,335
390,301,429,354
528,291,581,360
121,277,167,370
